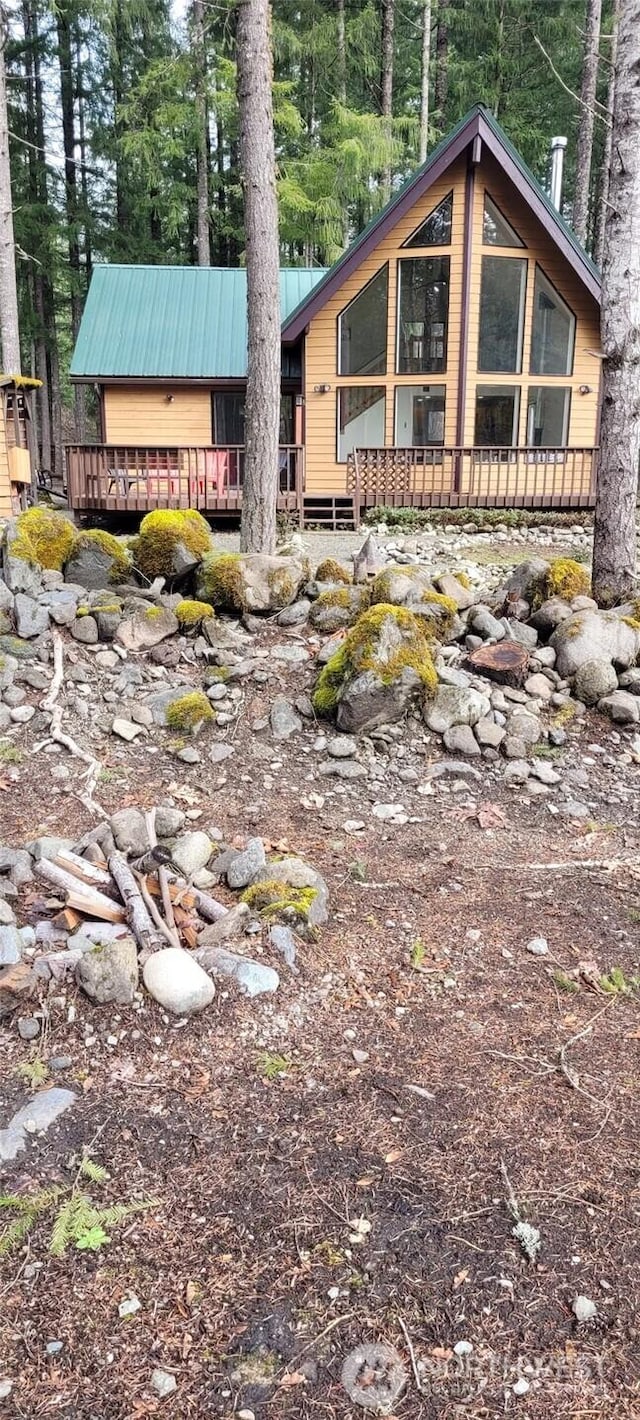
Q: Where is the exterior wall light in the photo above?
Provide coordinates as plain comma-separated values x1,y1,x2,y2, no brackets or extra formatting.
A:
578,384,593,395
313,383,332,394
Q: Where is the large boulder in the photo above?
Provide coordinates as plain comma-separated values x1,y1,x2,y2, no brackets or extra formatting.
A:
550,610,640,677
313,604,437,734
115,605,179,650
197,552,308,613
370,565,434,606
499,558,550,605
143,947,215,1015
8,508,76,573
64,531,131,589
528,596,574,636
132,509,213,581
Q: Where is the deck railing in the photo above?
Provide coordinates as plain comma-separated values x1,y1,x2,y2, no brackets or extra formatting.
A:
65,444,305,515
348,446,597,510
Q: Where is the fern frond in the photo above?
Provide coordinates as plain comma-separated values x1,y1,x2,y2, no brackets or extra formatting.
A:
98,1198,157,1229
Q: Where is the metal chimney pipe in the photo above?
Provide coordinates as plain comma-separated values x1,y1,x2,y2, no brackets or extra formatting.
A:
550,136,568,211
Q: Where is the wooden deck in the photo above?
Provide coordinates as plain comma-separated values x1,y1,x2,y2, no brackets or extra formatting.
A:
348,446,597,514
65,445,305,518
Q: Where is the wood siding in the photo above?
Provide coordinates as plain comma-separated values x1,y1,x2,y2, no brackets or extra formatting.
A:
302,150,601,498
103,385,213,445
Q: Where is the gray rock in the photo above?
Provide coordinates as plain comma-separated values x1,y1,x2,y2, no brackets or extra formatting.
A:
551,609,640,677
337,666,423,735
270,697,302,740
70,614,98,644
503,619,538,649
39,587,81,626
143,947,215,1015
155,806,186,838
524,672,553,700
199,948,279,996
309,587,369,633
110,808,149,856
528,595,572,636
111,717,145,742
572,1294,598,1323
271,643,310,664
253,856,329,927
573,659,619,706
501,557,549,604
70,922,129,954
10,704,34,724
0,1087,76,1162
197,902,250,948
530,758,561,785
468,606,505,641
269,923,296,968
95,610,122,642
0,578,14,612
434,572,475,610
425,684,490,734
209,743,234,764
277,599,311,627
474,716,505,748
17,1015,40,1040
64,541,129,590
318,759,368,779
144,686,193,725
425,760,482,780
197,551,308,612
0,705,10,732
75,935,139,1004
526,936,549,956
0,925,22,965
502,735,528,759
508,712,541,745
116,606,179,651
177,746,201,765
618,667,640,694
0,847,33,886
226,838,266,890
557,799,591,817
0,899,16,924
151,1370,177,1399
598,689,640,724
172,831,213,876
3,683,25,706
443,724,481,756
2,548,42,597
327,735,357,758
503,758,531,783
27,835,75,863
14,593,49,638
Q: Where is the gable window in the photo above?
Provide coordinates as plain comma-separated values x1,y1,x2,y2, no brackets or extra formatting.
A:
397,257,449,374
483,194,524,247
526,386,571,446
337,386,385,462
338,265,388,376
395,386,445,445
478,255,527,373
403,192,453,248
530,267,575,375
475,385,520,447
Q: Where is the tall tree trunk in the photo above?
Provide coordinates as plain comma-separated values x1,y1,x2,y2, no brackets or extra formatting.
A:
336,0,346,105
592,0,640,605
215,109,227,264
573,0,603,244
193,0,210,265
434,0,448,135
34,278,51,472
236,0,281,555
595,0,620,266
0,12,21,373
380,0,395,202
57,4,86,439
419,0,432,162
75,22,92,285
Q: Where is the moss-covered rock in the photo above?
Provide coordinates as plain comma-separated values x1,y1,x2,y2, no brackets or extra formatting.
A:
308,585,371,633
416,590,458,641
115,604,179,651
64,528,131,589
244,856,329,939
315,557,352,585
175,599,214,630
536,558,590,608
312,603,438,733
197,552,307,613
164,691,215,732
132,509,213,580
13,508,77,571
371,563,435,608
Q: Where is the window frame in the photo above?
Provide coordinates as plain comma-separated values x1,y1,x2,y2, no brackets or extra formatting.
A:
393,384,446,446
336,385,386,464
482,192,525,248
337,262,389,377
477,253,528,375
525,384,572,447
474,384,521,449
395,255,451,376
529,264,576,377
401,191,454,249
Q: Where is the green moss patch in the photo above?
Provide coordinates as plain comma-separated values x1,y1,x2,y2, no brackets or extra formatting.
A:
312,603,438,717
175,599,214,629
419,589,458,640
535,558,590,608
14,508,76,571
70,528,131,581
132,510,212,579
198,552,245,610
315,558,352,585
165,691,215,732
241,880,318,923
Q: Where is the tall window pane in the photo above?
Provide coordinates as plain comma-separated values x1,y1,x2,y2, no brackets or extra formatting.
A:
483,194,524,247
404,193,453,248
530,267,575,375
397,257,449,374
338,265,388,376
395,386,445,445
337,387,385,461
526,386,570,446
475,385,520,446
478,255,527,373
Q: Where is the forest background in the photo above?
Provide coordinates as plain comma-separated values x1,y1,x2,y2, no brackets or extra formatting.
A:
1,0,614,474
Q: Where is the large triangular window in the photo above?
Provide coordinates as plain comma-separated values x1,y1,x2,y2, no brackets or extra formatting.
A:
403,192,453,248
483,193,525,247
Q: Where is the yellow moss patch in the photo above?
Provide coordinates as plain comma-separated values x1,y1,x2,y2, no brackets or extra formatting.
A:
312,603,438,717
198,552,245,610
71,528,131,581
419,590,458,640
241,880,318,921
314,586,371,612
133,510,212,579
537,558,590,607
175,599,214,629
165,691,215,732
316,558,352,585
14,508,76,571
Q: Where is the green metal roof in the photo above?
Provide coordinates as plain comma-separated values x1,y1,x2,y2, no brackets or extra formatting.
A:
70,264,329,379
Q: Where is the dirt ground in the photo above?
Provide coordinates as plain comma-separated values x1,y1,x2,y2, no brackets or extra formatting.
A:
1,528,639,1420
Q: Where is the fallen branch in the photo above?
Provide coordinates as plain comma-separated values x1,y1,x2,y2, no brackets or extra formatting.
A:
145,809,177,937
47,705,107,819
41,631,64,712
34,858,124,922
108,852,163,956
135,872,181,950
190,886,228,923
398,1316,423,1395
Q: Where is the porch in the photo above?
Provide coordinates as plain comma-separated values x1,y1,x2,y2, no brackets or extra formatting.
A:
348,446,597,519
65,444,305,519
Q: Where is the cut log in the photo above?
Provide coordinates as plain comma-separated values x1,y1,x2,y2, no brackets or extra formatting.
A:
34,859,124,921
135,871,181,950
53,849,113,888
108,851,163,955
466,641,530,687
191,887,228,923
